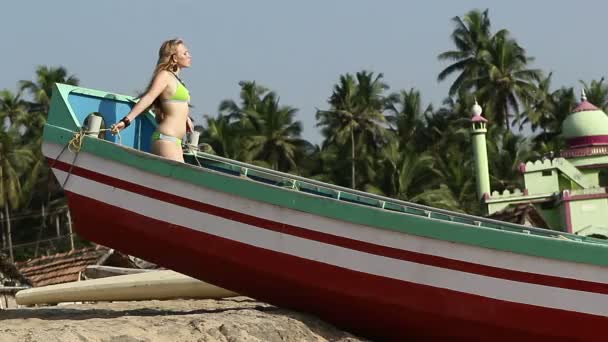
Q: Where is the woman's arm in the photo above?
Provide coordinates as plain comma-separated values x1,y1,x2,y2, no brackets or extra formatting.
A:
112,71,170,132
186,116,194,132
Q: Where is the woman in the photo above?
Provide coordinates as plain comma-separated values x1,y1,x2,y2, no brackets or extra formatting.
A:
112,38,193,162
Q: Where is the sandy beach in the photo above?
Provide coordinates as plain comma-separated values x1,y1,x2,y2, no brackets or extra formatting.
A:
0,297,366,342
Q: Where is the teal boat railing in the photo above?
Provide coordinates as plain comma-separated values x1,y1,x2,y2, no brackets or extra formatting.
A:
182,148,607,245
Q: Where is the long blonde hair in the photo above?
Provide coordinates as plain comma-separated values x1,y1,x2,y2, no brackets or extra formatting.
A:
146,38,184,123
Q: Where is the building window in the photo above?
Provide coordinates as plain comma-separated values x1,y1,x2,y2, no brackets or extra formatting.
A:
600,169,608,187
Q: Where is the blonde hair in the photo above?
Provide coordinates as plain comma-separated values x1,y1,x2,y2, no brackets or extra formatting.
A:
146,38,184,122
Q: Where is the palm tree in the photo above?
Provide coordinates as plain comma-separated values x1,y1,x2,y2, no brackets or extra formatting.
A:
408,94,479,213
219,81,267,127
437,9,492,95
201,114,242,159
520,72,556,133
530,86,575,155
439,10,541,128
316,71,389,189
0,90,29,129
0,129,35,261
473,30,542,128
215,81,311,172
244,92,310,172
550,87,577,131
1,86,54,210
416,147,478,213
580,78,608,111
425,93,476,155
372,139,436,200
385,88,433,152
486,126,531,192
19,65,79,113
307,144,340,182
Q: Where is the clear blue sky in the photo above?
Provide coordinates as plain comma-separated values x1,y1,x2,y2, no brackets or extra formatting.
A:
2,1,605,143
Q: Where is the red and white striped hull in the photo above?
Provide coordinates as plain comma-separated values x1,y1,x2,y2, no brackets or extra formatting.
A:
44,143,608,341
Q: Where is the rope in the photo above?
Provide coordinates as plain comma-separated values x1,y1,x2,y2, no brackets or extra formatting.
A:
48,127,122,190
185,145,203,168
68,128,121,153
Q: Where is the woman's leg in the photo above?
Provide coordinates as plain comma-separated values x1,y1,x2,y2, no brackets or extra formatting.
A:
151,140,184,162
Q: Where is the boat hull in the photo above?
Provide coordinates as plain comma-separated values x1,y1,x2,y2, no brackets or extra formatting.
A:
43,141,608,341
63,192,602,341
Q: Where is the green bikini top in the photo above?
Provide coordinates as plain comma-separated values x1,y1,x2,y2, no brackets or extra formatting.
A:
162,73,190,103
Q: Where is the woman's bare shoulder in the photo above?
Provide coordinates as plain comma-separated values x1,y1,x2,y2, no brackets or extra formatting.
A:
154,70,173,80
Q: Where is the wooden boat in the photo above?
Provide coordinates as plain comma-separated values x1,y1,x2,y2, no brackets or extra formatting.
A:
42,83,608,341
15,270,237,306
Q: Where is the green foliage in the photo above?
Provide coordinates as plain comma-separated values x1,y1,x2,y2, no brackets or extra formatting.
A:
210,81,310,172
437,9,492,96
19,65,79,114
316,71,389,189
486,126,530,192
438,9,542,128
0,66,78,260
580,77,608,112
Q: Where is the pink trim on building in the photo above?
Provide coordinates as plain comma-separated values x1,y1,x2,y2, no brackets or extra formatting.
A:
564,202,573,234
471,115,488,123
563,138,608,151
562,191,573,234
577,163,608,169
559,190,608,233
518,163,526,173
572,101,600,113
566,192,608,201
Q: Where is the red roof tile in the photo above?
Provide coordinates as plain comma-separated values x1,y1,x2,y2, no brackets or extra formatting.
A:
16,245,135,287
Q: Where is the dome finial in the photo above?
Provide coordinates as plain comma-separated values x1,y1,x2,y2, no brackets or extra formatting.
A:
472,98,483,117
582,88,588,102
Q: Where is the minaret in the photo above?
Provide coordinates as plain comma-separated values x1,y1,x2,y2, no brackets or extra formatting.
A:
471,100,491,200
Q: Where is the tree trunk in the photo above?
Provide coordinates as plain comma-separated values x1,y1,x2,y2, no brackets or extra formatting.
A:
5,205,13,262
351,129,356,189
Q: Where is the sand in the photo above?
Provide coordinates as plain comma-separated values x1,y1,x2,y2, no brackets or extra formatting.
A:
0,297,367,342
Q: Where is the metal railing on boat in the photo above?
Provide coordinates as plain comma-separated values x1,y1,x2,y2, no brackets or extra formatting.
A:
182,149,604,245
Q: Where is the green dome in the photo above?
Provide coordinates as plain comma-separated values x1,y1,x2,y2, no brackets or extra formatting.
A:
562,95,608,140
562,107,608,139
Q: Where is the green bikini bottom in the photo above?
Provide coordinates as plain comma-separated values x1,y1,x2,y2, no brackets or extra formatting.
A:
151,131,182,146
